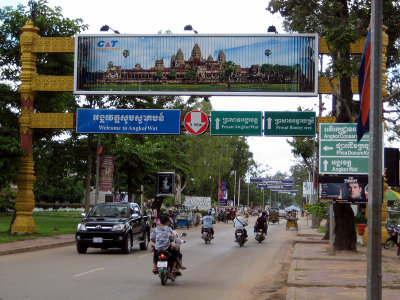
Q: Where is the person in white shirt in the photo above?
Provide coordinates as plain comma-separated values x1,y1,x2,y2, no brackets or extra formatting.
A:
233,213,248,239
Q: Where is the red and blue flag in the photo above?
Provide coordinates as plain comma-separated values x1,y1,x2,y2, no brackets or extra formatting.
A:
356,27,371,142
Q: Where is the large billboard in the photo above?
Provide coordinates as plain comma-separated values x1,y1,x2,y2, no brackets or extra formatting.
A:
318,175,368,204
74,34,318,96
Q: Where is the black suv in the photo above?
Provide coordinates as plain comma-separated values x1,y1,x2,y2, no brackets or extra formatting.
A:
75,202,150,254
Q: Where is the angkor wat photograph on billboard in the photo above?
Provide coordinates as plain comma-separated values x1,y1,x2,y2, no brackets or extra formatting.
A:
74,34,318,96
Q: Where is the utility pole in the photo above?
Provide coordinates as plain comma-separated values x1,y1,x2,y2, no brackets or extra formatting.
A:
247,176,250,208
234,170,236,206
94,97,102,205
238,179,241,207
367,1,383,299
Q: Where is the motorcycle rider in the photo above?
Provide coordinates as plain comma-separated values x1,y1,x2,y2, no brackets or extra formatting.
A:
201,210,215,238
255,211,268,235
150,215,179,273
233,212,248,240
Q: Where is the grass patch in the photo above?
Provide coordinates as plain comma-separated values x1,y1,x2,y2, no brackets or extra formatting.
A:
0,215,82,244
317,226,326,233
384,267,400,273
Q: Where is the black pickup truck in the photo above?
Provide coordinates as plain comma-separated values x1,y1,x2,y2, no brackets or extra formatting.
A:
75,202,150,254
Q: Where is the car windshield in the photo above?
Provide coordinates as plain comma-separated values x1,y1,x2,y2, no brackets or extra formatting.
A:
88,205,129,217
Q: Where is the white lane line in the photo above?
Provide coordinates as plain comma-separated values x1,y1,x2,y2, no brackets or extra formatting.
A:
74,267,104,278
139,253,152,258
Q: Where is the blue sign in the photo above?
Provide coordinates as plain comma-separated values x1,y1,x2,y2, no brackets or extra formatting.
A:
271,189,298,194
76,109,181,134
257,183,294,189
250,177,294,184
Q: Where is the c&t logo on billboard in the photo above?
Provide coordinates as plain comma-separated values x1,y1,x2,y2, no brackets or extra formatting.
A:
96,40,120,50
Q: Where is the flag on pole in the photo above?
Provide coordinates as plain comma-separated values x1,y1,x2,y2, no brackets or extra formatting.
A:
356,26,371,142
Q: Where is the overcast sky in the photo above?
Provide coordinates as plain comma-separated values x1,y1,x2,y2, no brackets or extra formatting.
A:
2,0,355,176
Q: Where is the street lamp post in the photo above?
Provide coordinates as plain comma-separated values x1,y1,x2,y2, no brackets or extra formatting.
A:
184,24,198,34
100,25,120,34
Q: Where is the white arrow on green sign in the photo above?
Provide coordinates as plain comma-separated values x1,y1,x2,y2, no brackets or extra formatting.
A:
319,123,370,175
264,111,316,136
210,111,262,136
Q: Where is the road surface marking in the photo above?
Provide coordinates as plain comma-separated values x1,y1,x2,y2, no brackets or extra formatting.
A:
139,253,152,258
74,267,104,278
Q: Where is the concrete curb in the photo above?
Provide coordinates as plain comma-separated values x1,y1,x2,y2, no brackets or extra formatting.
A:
0,240,75,256
292,254,366,261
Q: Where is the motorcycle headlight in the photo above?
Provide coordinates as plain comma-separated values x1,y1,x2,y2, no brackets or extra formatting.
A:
112,224,125,231
77,223,87,231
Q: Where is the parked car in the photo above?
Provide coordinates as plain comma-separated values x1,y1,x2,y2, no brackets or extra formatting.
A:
75,202,150,254
278,209,287,218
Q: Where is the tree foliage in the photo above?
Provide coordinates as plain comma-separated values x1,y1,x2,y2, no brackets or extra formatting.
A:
266,0,400,250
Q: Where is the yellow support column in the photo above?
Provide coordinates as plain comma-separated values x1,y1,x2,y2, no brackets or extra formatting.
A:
11,20,39,234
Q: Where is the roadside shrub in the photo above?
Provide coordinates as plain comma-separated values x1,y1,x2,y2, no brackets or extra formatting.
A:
354,213,367,224
0,185,16,214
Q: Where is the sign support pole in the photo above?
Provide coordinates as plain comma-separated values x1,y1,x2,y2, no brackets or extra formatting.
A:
367,1,383,299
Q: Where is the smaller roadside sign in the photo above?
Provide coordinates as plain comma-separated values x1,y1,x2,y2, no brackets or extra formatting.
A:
250,178,294,184
257,184,294,189
264,111,316,136
184,110,209,135
319,123,370,174
271,189,298,194
210,111,262,136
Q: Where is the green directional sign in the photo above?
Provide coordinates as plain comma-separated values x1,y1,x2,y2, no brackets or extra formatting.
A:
210,111,262,136
319,123,370,175
264,111,316,136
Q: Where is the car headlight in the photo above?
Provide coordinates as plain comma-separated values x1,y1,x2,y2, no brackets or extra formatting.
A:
77,223,87,231
112,224,125,231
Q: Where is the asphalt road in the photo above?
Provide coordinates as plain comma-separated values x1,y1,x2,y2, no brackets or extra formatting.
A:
0,217,296,300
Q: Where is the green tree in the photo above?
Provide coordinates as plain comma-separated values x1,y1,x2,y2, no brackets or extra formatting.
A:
219,61,238,88
154,70,163,81
184,67,198,82
267,0,400,251
168,70,177,80
0,1,88,213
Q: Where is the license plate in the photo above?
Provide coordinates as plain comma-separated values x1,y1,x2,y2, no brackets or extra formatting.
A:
256,232,262,236
157,261,168,268
236,233,242,236
93,237,103,243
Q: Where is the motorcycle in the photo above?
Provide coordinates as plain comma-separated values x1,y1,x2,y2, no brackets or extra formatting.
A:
384,226,400,255
235,228,247,247
154,250,181,285
202,228,213,244
254,228,265,243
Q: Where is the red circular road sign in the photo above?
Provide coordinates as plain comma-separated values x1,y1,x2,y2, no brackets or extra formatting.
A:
184,110,209,135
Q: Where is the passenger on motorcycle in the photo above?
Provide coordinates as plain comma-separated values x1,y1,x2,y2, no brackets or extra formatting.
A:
172,230,186,270
150,215,179,273
233,213,248,239
255,211,268,234
201,211,215,238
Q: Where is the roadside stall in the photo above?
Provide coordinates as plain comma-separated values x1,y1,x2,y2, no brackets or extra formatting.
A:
175,204,193,229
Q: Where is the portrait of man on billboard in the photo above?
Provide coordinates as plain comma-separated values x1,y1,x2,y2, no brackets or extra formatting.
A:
318,175,367,203
157,172,175,196
337,182,364,200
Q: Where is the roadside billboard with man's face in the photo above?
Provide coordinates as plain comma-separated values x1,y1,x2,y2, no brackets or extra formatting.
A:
318,175,368,204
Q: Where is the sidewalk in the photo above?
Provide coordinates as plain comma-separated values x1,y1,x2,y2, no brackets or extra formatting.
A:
0,234,75,256
286,218,400,299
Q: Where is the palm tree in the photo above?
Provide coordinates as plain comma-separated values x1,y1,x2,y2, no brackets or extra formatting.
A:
220,61,238,88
